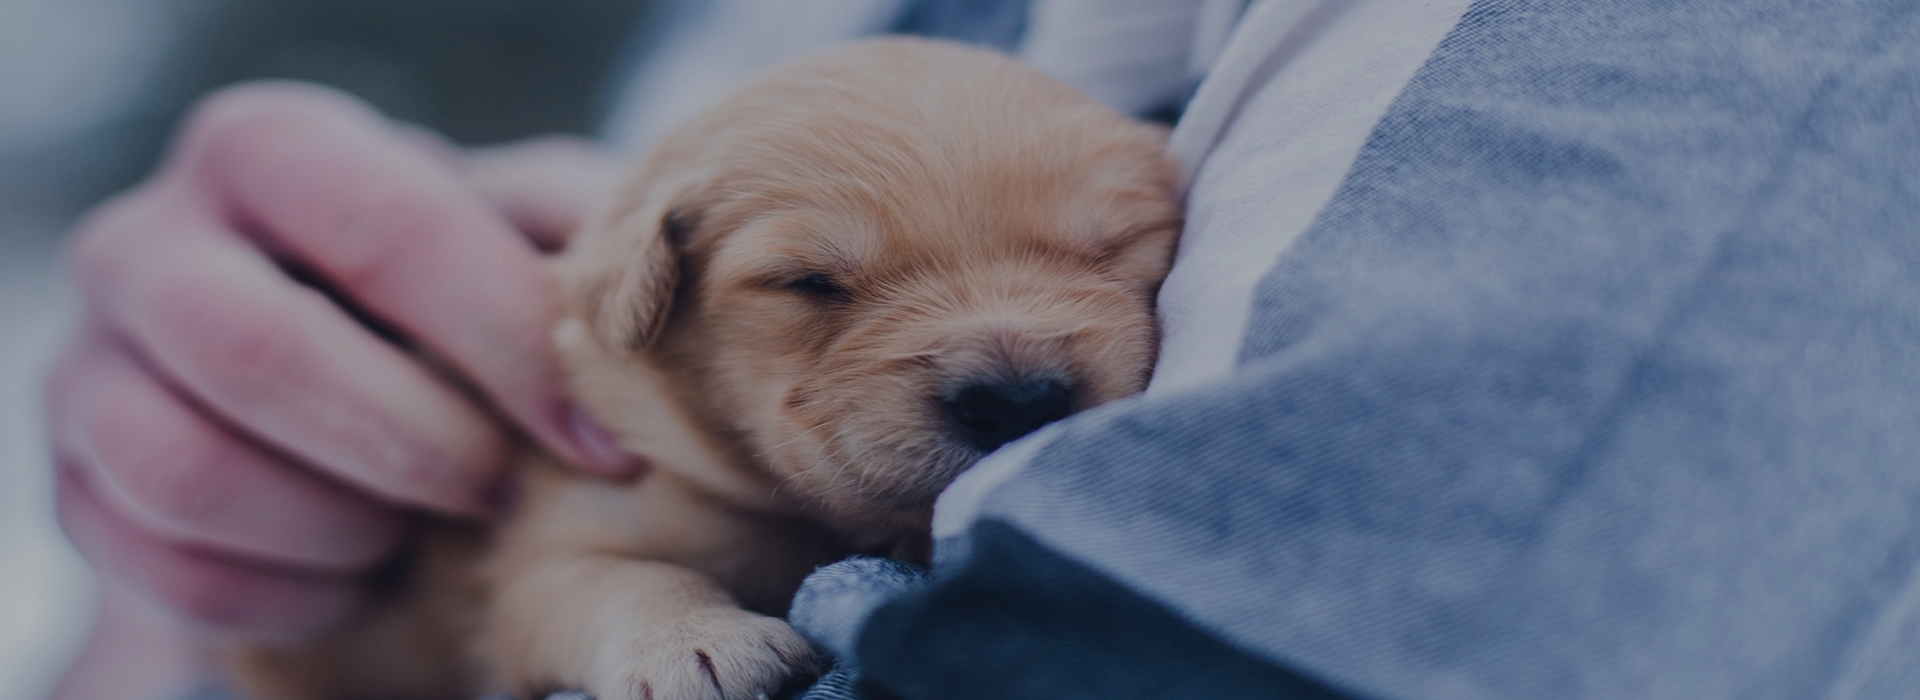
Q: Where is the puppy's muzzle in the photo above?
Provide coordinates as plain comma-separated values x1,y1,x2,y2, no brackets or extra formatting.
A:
942,377,1074,452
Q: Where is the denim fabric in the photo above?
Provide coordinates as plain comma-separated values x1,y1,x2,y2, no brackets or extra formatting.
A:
789,557,930,664
861,521,1358,699
792,666,863,700
785,557,929,700
864,1,1920,699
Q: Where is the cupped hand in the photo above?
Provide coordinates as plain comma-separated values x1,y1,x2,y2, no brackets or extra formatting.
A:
45,81,633,646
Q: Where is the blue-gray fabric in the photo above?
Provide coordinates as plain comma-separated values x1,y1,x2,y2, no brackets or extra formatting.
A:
786,557,928,700
826,0,1920,699
789,557,930,665
886,0,1028,51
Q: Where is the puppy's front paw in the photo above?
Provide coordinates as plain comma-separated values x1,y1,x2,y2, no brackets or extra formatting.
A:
587,609,821,700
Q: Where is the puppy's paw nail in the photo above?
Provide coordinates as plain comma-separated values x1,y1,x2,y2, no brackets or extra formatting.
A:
590,610,818,700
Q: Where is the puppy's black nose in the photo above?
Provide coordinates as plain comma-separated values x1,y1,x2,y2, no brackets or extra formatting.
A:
945,378,1074,452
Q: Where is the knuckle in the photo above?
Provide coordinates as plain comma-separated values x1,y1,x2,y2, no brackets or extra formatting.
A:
200,311,303,380
185,81,370,168
149,275,306,391
127,434,241,532
84,387,243,531
329,192,441,291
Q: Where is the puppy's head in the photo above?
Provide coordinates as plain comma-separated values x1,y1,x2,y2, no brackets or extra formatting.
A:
559,39,1179,531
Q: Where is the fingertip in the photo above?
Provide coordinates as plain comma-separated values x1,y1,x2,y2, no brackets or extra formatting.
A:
557,400,647,480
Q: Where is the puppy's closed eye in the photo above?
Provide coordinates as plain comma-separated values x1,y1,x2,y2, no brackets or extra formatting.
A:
781,273,851,302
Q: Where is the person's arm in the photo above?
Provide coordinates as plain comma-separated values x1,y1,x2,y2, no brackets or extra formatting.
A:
44,82,636,700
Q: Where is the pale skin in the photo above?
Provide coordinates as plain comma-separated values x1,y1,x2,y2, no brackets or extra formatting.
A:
43,81,640,700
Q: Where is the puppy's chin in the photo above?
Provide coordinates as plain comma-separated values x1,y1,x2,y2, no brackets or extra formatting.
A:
758,419,978,535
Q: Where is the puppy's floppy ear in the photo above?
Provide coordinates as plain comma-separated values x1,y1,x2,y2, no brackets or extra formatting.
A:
559,195,695,354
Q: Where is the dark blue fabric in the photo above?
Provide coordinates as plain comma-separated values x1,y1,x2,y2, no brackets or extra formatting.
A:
844,1,1920,699
789,556,930,664
859,521,1357,699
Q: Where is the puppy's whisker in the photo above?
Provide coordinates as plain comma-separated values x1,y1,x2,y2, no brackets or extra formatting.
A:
767,425,843,498
773,466,813,497
817,441,872,501
757,422,830,458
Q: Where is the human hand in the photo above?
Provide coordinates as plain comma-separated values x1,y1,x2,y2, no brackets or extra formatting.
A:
45,82,635,646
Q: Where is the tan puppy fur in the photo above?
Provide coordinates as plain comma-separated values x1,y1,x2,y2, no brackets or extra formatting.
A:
227,38,1180,700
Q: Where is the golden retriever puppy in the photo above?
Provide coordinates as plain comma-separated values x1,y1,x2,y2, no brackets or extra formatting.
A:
227,37,1180,700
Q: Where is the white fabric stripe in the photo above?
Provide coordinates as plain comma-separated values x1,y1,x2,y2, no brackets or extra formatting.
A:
1148,0,1476,397
1162,0,1322,186
1189,0,1252,79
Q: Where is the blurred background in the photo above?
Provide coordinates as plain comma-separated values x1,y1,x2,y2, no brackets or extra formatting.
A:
0,0,650,696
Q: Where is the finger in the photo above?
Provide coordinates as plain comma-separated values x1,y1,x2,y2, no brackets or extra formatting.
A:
46,330,408,570
464,136,625,250
56,465,363,641
178,83,638,477
72,189,509,516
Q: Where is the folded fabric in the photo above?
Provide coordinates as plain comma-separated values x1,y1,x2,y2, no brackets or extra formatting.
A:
787,556,931,676
843,1,1920,698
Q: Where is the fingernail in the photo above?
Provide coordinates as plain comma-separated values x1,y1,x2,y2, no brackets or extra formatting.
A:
565,402,643,478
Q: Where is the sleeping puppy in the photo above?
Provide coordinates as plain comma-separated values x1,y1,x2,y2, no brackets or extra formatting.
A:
228,38,1180,700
